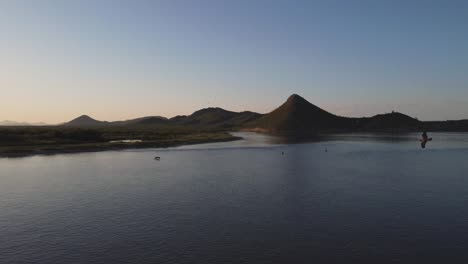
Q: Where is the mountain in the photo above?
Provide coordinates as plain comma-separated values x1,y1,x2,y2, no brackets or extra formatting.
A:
171,107,262,128
62,109,260,129
0,120,48,126
424,119,468,131
113,116,169,126
359,112,421,130
63,115,170,127
246,94,425,133
57,94,464,132
0,120,23,126
63,115,108,127
247,94,347,132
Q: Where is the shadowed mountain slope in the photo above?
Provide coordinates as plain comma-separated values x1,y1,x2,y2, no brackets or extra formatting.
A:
359,112,421,130
171,107,262,128
247,94,347,132
113,116,169,126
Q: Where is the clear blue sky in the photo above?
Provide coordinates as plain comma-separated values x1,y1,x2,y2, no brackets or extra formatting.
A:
1,0,467,123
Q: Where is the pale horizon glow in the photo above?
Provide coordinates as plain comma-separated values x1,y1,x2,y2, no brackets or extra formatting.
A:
1,0,468,123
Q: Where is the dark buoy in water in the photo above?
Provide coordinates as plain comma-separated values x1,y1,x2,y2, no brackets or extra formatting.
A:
281,152,284,155
325,148,328,152
154,156,160,160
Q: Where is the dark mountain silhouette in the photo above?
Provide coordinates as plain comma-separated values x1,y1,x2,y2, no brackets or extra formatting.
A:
246,94,424,133
424,119,468,131
58,94,468,132
171,107,262,128
227,111,263,127
247,94,347,132
63,109,261,129
358,112,420,130
171,107,237,125
63,115,170,127
113,116,169,126
0,120,48,126
130,116,169,125
63,115,108,127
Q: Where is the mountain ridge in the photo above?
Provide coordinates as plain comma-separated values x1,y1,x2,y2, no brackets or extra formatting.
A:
0,120,48,126
49,94,468,132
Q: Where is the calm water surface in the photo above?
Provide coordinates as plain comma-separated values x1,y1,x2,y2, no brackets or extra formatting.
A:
1,132,468,263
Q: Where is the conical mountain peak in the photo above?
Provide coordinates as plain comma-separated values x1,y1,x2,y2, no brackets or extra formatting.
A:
248,94,341,132
286,94,306,103
76,115,93,120
64,115,105,126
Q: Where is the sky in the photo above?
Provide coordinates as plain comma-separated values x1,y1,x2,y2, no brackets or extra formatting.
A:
1,0,468,123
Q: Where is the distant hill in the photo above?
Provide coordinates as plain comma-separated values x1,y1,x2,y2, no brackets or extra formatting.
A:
112,116,169,126
63,115,108,127
64,115,170,127
358,112,421,130
62,109,260,129
424,119,468,132
0,120,48,126
171,107,262,128
171,107,236,126
247,94,346,132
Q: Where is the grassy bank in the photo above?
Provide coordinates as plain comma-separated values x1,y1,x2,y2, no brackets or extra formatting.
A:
0,126,241,158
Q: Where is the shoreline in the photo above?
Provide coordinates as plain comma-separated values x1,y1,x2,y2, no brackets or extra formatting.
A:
0,134,242,158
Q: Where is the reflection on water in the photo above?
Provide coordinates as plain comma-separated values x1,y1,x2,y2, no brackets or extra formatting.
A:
172,132,286,149
175,131,468,150
1,132,468,264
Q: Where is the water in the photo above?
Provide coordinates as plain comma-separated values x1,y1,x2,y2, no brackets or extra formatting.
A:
1,132,468,263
